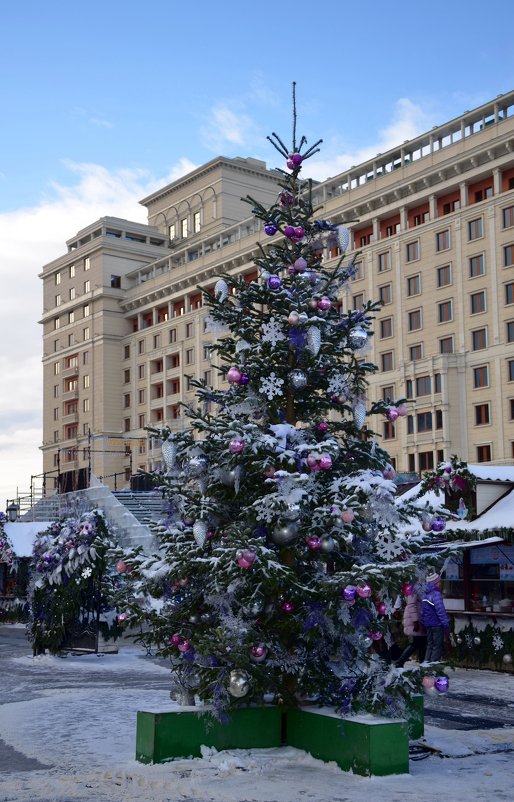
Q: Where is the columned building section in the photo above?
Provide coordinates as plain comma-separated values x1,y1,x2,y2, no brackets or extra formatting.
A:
40,95,514,491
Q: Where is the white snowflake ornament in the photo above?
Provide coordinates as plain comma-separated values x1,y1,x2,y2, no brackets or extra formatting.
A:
262,317,286,346
259,372,285,400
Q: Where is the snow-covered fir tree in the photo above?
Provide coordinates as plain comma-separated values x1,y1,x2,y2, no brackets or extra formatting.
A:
124,88,447,716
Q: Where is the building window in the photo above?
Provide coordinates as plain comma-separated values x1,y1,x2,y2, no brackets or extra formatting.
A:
138,365,145,379
381,351,394,371
68,311,75,324
353,293,365,311
83,304,90,317
181,218,188,238
476,444,491,463
468,218,483,240
84,257,90,271
111,275,121,289
53,362,60,375
416,375,431,396
470,291,486,314
436,410,443,429
203,344,211,360
83,398,90,412
409,344,423,361
505,282,514,305
69,264,75,278
510,399,514,419
407,415,414,434
473,365,489,388
406,275,420,296
124,394,131,408
83,327,90,340
124,418,131,433
186,348,194,365
383,421,395,440
508,360,514,382
69,287,76,300
55,294,61,307
84,280,90,293
138,414,146,429
55,271,61,285
408,454,416,472
378,252,391,272
503,206,514,229
193,212,201,233
83,375,90,389
438,301,452,323
185,322,194,338
417,412,433,432
53,408,59,421
474,187,492,202
507,321,514,342
352,261,364,281
408,309,422,331
380,318,393,339
406,241,419,262
53,339,59,352
406,379,413,397
54,431,59,443
53,384,59,398
169,328,177,344
138,388,145,404
472,328,487,350
504,245,514,267
82,351,88,366
138,339,145,355
475,403,490,425
54,317,60,330
436,264,451,288
436,229,450,251
378,284,391,305
124,345,130,359
469,254,485,277
124,369,130,383
419,451,434,471
439,336,454,354
381,385,395,402
169,224,176,240
153,334,161,349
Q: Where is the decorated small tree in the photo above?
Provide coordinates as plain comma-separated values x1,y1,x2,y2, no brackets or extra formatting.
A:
127,88,446,716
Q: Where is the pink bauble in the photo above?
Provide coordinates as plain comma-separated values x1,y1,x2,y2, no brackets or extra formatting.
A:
397,405,408,417
294,257,307,273
383,466,396,480
280,600,295,613
317,297,332,311
306,535,322,550
288,311,300,326
250,644,267,659
227,367,242,383
117,612,128,622
116,560,128,574
402,582,415,597
286,158,295,170
376,601,387,615
309,298,319,309
237,556,252,569
178,640,192,653
237,549,256,568
229,438,245,454
206,529,216,539
310,462,321,472
356,584,372,598
386,408,399,423
318,454,333,470
317,421,328,433
306,453,318,468
369,631,383,641
341,509,355,524
422,676,436,689
170,633,182,646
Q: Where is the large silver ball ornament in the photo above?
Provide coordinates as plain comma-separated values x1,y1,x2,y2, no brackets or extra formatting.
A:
284,502,301,521
473,636,481,646
502,653,513,665
320,536,336,553
271,522,299,545
289,369,308,390
348,326,368,350
228,669,251,698
188,456,208,477
219,469,236,487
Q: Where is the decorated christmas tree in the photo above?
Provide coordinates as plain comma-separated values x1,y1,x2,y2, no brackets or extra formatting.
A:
127,87,446,716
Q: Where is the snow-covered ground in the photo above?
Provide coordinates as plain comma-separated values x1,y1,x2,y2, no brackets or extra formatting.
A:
1,646,513,802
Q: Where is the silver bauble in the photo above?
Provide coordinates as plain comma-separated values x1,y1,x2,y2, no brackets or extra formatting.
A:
289,369,308,390
288,311,300,326
298,312,309,324
473,636,481,646
161,439,177,471
192,520,208,547
250,599,265,615
188,456,207,477
188,614,201,624
307,326,321,356
271,522,299,545
214,278,229,302
320,536,336,553
348,326,368,350
219,469,236,487
284,502,301,521
352,399,367,430
363,636,373,649
502,653,513,664
228,669,250,698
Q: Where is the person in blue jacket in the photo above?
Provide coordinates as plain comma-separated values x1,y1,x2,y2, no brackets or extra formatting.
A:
420,573,449,662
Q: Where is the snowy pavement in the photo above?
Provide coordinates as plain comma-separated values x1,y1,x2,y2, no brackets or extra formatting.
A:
1,625,514,802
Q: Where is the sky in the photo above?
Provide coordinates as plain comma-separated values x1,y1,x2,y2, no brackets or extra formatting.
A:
1,0,514,507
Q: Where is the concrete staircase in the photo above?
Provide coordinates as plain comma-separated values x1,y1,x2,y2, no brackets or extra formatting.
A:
112,491,167,528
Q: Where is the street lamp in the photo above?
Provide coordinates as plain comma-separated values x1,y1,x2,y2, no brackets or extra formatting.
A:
6,502,19,522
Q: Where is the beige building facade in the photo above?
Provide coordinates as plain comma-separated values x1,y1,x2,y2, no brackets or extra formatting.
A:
40,92,514,491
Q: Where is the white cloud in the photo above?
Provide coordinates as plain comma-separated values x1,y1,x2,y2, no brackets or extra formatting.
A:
89,117,114,129
0,157,196,508
304,98,437,181
201,102,256,152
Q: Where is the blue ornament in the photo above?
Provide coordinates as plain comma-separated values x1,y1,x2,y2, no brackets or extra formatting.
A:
264,223,277,236
268,275,282,290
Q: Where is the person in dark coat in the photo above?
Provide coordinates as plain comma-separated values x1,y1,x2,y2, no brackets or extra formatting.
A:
420,573,449,662
396,591,427,667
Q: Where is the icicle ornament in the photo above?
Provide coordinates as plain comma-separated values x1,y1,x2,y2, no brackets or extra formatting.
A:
161,439,177,471
214,278,229,302
352,398,367,430
307,326,321,356
193,520,208,547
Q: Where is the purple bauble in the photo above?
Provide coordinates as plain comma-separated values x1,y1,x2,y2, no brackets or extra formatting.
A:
250,644,268,663
237,549,256,569
170,633,182,646
291,152,303,166
287,264,297,275
305,535,322,550
431,518,446,533
317,297,332,312
356,584,372,599
294,226,305,240
280,600,295,613
317,421,328,433
227,366,242,383
375,601,387,615
434,676,449,693
318,454,333,471
369,631,383,641
397,405,408,417
284,225,296,239
239,372,249,385
279,192,293,206
268,275,282,290
178,640,192,652
402,582,415,597
386,408,399,422
229,438,245,454
383,466,396,480
264,223,277,236
342,585,357,602
294,257,307,273
286,158,295,170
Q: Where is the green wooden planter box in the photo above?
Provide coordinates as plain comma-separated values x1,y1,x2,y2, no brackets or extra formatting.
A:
287,708,409,776
136,705,282,764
